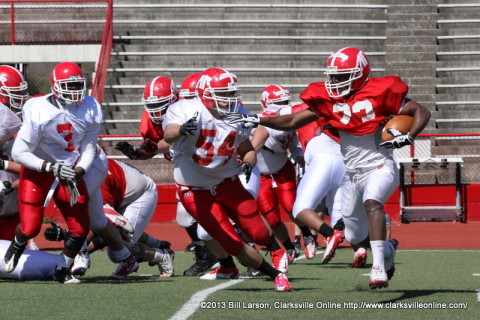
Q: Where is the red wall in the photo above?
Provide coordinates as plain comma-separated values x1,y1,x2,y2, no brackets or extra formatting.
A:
45,183,480,223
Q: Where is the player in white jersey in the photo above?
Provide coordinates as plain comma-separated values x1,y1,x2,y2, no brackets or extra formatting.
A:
163,67,291,291
251,85,303,270
4,62,137,284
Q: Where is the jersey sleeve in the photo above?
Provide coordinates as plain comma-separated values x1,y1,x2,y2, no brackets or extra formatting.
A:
371,76,409,116
0,105,21,146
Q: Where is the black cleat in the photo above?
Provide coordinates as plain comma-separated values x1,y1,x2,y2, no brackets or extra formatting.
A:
183,245,219,276
3,239,26,273
53,267,81,284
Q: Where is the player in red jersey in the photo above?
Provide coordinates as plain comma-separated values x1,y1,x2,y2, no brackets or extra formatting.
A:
228,47,431,289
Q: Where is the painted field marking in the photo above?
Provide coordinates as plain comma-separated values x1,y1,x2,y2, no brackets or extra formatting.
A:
169,250,323,320
472,273,480,276
476,290,480,303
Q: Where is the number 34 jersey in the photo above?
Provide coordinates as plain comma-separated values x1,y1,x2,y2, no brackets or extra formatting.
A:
300,76,408,170
16,94,102,165
163,98,251,188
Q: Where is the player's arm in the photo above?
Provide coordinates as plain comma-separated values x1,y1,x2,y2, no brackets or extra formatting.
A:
229,109,319,131
397,99,431,139
237,138,256,168
250,126,270,151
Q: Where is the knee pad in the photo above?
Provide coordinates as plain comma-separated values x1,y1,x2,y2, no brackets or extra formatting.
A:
65,234,86,252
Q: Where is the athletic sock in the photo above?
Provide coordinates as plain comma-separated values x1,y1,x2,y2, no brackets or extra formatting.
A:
57,253,75,269
300,226,312,238
265,235,281,252
282,239,295,251
256,258,281,279
14,236,27,246
112,247,132,262
318,223,334,238
370,240,386,270
218,255,236,268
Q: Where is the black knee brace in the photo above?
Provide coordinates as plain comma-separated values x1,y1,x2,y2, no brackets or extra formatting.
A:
129,243,146,262
65,234,86,252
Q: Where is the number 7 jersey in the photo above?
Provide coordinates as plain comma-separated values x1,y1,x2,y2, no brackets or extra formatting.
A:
163,98,251,188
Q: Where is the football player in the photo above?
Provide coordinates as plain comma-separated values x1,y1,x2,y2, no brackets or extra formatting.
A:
115,74,219,276
228,47,431,289
163,67,291,291
4,62,137,284
250,85,304,269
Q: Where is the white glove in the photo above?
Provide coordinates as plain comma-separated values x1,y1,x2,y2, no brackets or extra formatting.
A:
379,129,413,149
48,162,76,180
66,178,80,207
226,113,260,128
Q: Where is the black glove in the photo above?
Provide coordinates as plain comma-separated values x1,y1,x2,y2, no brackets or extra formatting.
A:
379,129,413,149
0,180,14,196
238,161,253,183
179,112,198,136
44,222,68,241
140,138,158,154
115,141,141,159
226,113,260,128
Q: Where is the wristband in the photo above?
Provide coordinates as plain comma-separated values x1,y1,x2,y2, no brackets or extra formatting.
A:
2,160,8,171
45,162,52,173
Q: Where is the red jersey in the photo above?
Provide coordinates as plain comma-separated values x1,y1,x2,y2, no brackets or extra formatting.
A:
139,110,166,154
291,103,340,151
101,159,126,209
300,76,408,135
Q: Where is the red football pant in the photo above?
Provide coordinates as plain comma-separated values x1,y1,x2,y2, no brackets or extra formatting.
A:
18,167,90,239
178,176,270,256
0,214,20,240
256,160,297,228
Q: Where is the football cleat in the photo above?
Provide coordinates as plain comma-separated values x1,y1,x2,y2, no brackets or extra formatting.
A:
292,238,302,258
286,248,297,265
185,241,196,252
53,267,81,284
183,245,218,276
369,265,388,289
274,273,291,292
240,267,263,278
200,266,239,280
304,235,316,259
152,248,174,278
108,256,139,280
71,251,91,276
270,249,288,273
322,230,344,264
3,239,26,273
352,247,367,268
385,238,399,280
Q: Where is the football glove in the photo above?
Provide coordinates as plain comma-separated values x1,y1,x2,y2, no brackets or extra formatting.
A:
179,112,198,136
115,141,141,159
44,222,68,242
226,113,260,128
237,161,253,183
379,129,413,149
48,162,76,180
140,138,158,154
66,178,80,207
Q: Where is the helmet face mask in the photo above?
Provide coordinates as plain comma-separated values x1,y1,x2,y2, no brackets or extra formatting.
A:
50,62,86,105
197,68,242,115
142,76,178,123
0,65,28,110
324,47,370,98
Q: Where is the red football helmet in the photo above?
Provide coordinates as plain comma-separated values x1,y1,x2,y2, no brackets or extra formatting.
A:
179,73,201,99
50,62,86,104
0,65,28,110
142,76,178,123
260,84,291,110
196,67,241,115
324,47,370,98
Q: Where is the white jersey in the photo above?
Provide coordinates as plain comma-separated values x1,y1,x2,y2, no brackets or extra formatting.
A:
15,94,103,166
117,160,157,209
163,98,251,188
0,240,56,280
256,127,302,175
339,127,391,172
0,103,21,146
0,170,18,217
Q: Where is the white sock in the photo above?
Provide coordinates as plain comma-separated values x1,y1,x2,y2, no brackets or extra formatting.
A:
370,240,385,270
112,247,131,262
151,248,164,264
57,253,75,269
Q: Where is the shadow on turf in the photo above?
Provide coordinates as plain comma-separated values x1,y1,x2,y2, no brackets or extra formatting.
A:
375,289,477,304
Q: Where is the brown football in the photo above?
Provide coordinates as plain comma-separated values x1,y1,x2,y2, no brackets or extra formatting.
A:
381,115,414,141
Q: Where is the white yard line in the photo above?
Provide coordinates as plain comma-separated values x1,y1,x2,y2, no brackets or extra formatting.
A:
169,250,323,320
477,290,480,303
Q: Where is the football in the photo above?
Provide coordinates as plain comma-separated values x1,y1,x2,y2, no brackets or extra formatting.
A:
381,115,414,141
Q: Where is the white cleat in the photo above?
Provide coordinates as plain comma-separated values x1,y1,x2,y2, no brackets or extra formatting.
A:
369,265,388,289
71,251,91,276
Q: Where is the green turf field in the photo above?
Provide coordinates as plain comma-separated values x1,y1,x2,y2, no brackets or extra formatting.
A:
1,248,479,320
